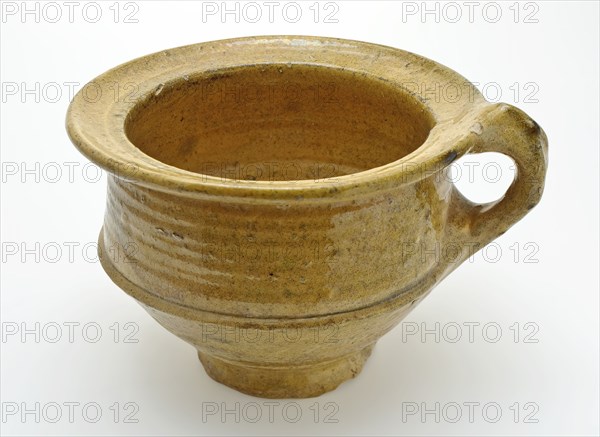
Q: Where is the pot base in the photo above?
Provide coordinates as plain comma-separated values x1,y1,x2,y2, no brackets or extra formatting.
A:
198,344,375,398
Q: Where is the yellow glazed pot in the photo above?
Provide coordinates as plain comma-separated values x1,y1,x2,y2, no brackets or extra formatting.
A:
66,36,548,398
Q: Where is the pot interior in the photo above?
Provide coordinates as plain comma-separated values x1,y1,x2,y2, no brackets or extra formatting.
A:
125,64,435,181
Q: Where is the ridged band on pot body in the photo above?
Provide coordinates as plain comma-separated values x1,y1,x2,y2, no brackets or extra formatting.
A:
102,175,447,318
67,36,548,398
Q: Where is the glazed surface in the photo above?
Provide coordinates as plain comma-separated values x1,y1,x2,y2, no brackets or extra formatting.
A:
125,64,435,181
68,36,548,398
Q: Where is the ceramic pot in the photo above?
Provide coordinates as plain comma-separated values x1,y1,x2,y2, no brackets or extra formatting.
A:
66,36,548,398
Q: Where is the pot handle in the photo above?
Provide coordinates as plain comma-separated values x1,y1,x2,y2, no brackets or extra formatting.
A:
445,103,548,253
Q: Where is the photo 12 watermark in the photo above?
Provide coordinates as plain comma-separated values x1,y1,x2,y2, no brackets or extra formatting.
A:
201,401,339,423
400,400,539,424
1,240,138,264
1,401,139,424
400,1,540,24
197,322,339,345
0,1,140,24
1,160,138,183
400,321,540,344
1,321,140,344
397,80,540,105
400,240,541,265
200,1,340,24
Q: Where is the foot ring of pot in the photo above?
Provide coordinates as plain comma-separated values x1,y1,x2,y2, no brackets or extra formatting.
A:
197,345,375,398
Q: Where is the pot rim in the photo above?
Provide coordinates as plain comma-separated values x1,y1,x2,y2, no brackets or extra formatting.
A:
66,35,489,202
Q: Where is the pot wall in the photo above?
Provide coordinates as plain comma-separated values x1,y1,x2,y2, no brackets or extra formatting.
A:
101,172,455,319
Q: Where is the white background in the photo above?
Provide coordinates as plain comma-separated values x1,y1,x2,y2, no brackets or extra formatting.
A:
1,1,598,436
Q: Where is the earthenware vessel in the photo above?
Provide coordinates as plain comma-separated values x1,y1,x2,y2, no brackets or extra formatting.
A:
66,36,548,398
